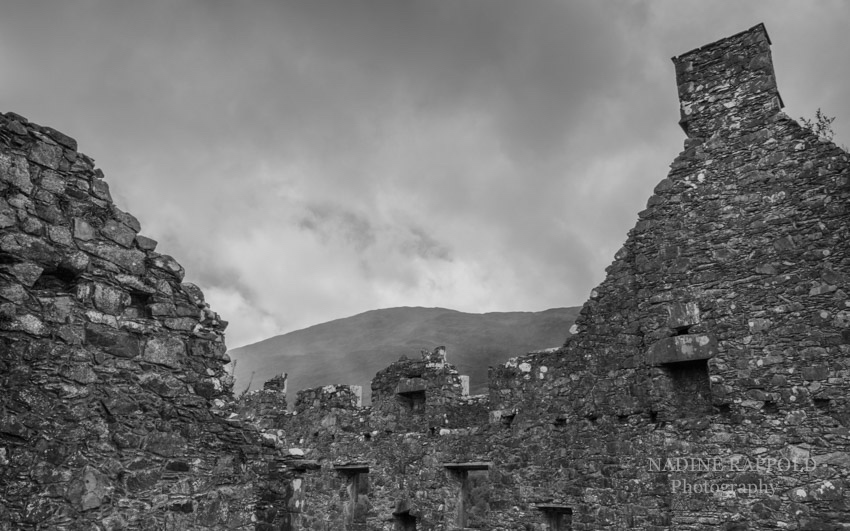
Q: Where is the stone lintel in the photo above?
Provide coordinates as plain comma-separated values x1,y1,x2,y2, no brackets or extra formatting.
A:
443,462,491,471
647,334,717,366
535,504,573,512
396,378,426,395
333,463,370,473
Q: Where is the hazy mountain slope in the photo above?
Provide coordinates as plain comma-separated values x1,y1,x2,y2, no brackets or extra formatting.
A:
227,306,579,402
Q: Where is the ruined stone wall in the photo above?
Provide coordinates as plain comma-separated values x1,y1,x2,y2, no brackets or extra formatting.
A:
237,24,850,531
489,23,850,530
4,21,850,531
0,113,273,529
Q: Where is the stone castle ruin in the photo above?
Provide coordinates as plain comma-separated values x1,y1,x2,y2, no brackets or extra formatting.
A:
1,23,849,530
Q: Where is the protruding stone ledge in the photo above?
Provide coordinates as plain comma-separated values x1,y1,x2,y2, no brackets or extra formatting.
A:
647,334,718,365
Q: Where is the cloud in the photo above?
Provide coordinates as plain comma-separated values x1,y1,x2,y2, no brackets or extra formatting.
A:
297,202,377,252
2,1,848,348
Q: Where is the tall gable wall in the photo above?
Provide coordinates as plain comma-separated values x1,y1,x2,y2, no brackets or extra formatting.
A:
491,23,850,529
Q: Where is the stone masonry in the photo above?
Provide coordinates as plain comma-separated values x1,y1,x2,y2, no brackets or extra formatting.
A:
3,22,850,531
0,112,273,528
235,24,850,530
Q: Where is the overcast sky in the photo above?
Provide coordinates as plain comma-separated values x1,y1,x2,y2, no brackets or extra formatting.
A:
3,1,848,349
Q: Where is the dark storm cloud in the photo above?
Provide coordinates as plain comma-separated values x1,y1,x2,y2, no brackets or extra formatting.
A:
2,1,848,347
298,203,377,252
403,226,452,262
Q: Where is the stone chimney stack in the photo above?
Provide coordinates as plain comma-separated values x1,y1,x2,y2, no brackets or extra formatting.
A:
672,23,784,138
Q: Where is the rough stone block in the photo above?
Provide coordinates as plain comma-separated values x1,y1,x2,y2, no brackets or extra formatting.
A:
5,314,48,336
666,302,700,329
101,219,136,247
135,235,158,251
181,282,205,306
114,209,141,232
47,225,73,246
90,179,112,201
139,371,184,397
145,432,187,457
29,142,64,170
41,126,78,151
65,465,108,511
73,218,96,241
142,337,186,368
93,283,128,315
190,338,228,360
0,153,33,193
802,366,829,381
150,254,185,281
0,233,56,263
83,242,146,275
7,262,44,287
84,323,140,358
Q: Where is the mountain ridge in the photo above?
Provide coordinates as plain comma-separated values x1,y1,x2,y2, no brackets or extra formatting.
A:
227,306,579,402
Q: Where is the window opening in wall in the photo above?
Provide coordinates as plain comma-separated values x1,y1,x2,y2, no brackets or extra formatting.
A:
537,504,573,531
553,416,567,428
444,463,491,529
762,400,778,415
397,390,426,412
127,291,152,319
32,265,78,292
672,325,692,336
662,358,712,415
334,464,370,529
393,511,417,531
501,412,516,427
